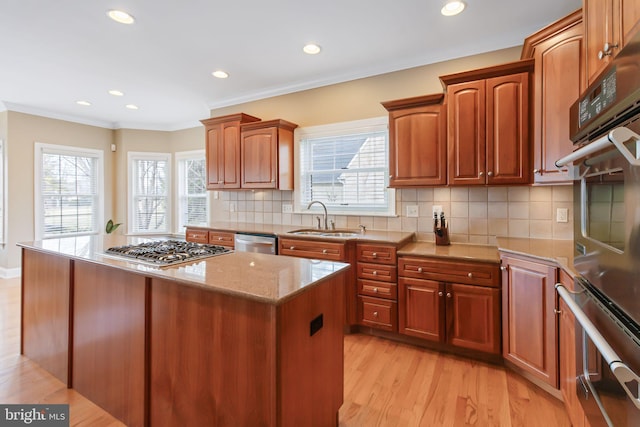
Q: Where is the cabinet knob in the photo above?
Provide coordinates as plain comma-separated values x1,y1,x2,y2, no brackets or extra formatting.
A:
446,292,452,298
373,311,379,318
438,291,443,297
373,287,379,293
372,271,378,276
290,246,295,250
487,171,493,177
554,309,562,315
417,267,423,273
322,249,328,254
479,171,484,177
467,272,473,278
533,169,540,174
500,266,507,271
372,252,377,258
389,175,393,179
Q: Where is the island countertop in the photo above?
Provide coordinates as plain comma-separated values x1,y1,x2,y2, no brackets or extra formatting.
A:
18,235,350,305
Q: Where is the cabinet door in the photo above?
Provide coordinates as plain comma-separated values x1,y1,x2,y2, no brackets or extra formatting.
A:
205,124,224,189
389,104,447,186
398,277,445,342
241,127,278,188
502,255,558,387
221,122,242,188
447,80,486,185
486,73,530,185
446,283,501,354
584,0,615,86
620,0,640,47
532,21,584,183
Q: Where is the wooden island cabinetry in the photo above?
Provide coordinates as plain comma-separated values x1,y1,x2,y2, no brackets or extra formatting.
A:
185,227,235,248
381,94,447,187
441,60,533,186
200,113,261,189
522,10,585,184
240,119,297,190
500,252,559,391
397,256,501,355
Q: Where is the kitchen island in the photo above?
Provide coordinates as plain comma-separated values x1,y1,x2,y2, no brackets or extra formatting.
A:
19,235,349,427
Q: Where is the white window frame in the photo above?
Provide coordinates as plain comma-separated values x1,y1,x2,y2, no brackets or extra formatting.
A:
128,151,172,235
294,116,395,216
34,142,104,240
0,140,5,245
175,150,209,234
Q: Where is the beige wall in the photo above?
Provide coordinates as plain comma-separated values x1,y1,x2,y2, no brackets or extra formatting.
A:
209,46,521,127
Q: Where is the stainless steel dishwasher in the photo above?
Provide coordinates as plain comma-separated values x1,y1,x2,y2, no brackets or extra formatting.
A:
233,232,278,255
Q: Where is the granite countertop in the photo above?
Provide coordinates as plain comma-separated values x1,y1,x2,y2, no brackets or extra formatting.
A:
18,235,350,305
398,242,501,263
495,237,576,277
188,221,416,245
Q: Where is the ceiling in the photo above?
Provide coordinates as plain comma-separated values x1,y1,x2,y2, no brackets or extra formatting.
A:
0,0,581,131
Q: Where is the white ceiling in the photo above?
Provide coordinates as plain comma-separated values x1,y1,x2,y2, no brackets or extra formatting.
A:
0,0,581,131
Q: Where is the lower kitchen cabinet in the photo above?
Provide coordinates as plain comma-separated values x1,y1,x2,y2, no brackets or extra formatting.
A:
398,256,501,355
501,252,559,388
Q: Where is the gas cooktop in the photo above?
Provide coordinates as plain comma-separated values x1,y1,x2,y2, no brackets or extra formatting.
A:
105,239,232,267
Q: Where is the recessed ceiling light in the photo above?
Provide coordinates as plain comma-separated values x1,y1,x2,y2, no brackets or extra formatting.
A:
212,70,229,79
76,100,91,106
125,104,139,110
107,10,135,24
441,0,466,16
303,43,321,55
108,89,124,96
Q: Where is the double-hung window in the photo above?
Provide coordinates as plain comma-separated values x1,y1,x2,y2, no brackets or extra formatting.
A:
296,117,394,215
128,152,171,234
34,143,104,239
175,150,208,232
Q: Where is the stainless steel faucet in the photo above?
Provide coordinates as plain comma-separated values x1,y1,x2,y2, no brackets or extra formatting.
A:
307,200,328,230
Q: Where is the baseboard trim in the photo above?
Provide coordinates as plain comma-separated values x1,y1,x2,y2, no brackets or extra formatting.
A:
0,267,21,279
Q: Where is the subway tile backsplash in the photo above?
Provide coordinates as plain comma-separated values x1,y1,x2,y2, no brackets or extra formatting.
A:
210,186,573,245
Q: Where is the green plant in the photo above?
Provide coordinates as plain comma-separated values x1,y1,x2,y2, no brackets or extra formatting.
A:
105,219,122,234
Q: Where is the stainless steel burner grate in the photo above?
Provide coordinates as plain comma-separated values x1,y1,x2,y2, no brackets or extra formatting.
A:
105,240,232,266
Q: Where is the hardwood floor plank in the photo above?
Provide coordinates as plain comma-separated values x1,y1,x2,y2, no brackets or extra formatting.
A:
2,277,570,426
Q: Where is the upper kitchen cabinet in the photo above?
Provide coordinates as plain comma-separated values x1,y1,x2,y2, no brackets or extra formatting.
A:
521,10,584,184
381,94,447,187
200,113,261,190
240,119,298,190
584,0,640,87
441,60,533,186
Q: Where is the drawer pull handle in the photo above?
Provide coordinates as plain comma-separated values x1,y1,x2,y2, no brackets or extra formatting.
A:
322,249,328,254
373,287,378,293
290,246,295,250
372,252,377,258
373,311,379,318
372,271,377,276
467,272,473,278
218,237,224,241
446,292,452,298
438,291,443,297
417,267,423,273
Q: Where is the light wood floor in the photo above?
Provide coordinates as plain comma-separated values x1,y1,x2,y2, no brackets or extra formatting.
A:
1,277,570,426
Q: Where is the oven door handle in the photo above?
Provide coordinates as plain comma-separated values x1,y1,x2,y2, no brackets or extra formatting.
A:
555,126,640,167
556,284,640,411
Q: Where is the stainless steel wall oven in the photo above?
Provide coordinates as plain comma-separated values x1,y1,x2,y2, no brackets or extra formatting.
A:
556,28,640,427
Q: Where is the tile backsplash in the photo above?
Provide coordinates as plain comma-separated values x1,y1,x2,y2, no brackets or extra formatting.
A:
210,185,574,245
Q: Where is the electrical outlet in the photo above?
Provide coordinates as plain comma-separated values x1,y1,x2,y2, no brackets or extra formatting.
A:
406,205,419,218
213,191,219,200
556,208,568,223
432,205,443,216
229,202,236,213
282,204,293,213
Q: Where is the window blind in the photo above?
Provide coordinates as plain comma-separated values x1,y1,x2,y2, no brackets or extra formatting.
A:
177,154,208,231
299,129,390,213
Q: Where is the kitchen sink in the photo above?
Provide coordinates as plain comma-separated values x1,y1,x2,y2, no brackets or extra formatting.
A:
289,229,361,238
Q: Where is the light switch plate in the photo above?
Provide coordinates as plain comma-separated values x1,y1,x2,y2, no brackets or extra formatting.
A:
406,205,419,218
556,208,568,223
282,204,293,213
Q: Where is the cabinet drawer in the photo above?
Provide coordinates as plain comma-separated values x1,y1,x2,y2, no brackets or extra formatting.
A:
358,279,397,300
357,244,397,265
185,229,209,244
358,296,397,331
357,262,397,283
208,231,235,248
279,238,345,261
398,257,500,288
